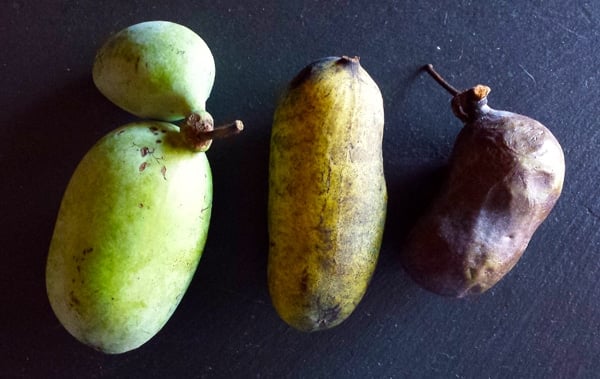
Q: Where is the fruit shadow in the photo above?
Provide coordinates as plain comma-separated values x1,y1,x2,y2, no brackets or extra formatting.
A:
364,162,446,312
381,164,447,261
185,114,273,306
372,64,453,300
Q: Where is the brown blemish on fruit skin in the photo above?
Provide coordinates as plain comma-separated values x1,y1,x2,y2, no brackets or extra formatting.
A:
289,64,313,90
134,56,141,72
139,162,148,172
317,303,342,328
69,291,80,307
299,269,309,293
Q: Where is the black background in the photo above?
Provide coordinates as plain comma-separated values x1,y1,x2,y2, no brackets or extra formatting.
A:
2,1,599,378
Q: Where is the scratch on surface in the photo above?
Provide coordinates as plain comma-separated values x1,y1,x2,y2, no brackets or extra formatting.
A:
579,3,596,25
585,206,600,220
537,13,587,39
519,65,536,84
557,22,587,39
451,47,464,62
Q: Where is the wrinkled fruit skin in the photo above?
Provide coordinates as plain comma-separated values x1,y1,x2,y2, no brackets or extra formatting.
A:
268,56,387,331
46,122,212,353
93,20,215,121
402,91,565,298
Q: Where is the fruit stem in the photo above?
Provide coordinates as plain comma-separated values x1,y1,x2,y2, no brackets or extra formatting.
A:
180,112,244,152
423,64,460,96
203,120,244,140
340,55,360,64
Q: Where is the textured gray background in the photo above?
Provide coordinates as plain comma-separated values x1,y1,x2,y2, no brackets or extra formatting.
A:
2,1,599,377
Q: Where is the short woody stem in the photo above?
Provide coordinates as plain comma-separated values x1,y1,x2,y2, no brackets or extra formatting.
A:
180,112,244,152
202,120,244,140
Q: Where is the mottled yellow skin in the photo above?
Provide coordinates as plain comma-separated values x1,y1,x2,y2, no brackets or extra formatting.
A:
268,57,387,332
93,21,215,121
46,121,212,353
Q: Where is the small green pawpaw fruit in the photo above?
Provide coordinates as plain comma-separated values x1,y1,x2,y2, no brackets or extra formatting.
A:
92,21,215,121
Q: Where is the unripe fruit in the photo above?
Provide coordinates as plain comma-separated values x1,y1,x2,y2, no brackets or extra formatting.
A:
93,21,215,121
46,121,213,353
49,20,243,353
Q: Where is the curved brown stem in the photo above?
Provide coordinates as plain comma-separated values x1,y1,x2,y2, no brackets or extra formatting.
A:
423,64,460,96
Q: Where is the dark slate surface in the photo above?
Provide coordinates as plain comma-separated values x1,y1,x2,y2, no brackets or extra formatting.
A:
2,1,599,378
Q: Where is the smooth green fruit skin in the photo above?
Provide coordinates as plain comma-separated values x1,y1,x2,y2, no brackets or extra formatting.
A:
46,121,212,354
93,21,215,121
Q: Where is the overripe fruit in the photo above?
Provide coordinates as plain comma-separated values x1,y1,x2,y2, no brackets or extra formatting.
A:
46,118,242,354
268,56,387,331
401,64,565,297
92,20,215,121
